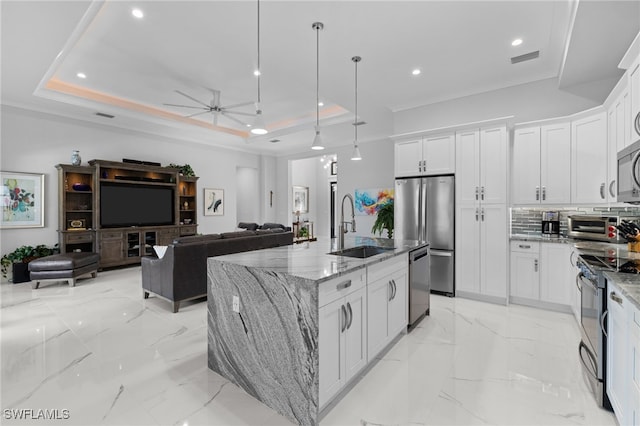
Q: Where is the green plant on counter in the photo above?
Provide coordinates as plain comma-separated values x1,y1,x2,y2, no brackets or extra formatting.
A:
1,244,59,278
298,227,309,238
371,200,394,239
168,163,195,177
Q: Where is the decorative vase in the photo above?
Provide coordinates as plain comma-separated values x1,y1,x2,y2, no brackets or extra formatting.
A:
71,150,81,166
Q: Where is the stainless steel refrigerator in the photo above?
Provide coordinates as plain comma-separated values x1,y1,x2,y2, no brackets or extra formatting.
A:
395,175,455,296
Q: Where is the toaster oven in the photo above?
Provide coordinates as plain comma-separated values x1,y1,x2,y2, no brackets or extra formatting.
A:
567,215,632,243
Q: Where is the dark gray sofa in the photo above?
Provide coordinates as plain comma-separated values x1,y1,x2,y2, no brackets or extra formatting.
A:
141,229,293,312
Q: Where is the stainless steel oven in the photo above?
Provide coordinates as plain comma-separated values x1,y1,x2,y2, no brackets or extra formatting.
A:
575,254,611,409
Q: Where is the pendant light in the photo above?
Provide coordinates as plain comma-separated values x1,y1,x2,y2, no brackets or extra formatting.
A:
311,22,325,150
351,56,362,161
251,0,268,135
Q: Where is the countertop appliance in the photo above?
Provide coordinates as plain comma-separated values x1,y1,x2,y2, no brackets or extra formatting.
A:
395,175,455,302
617,136,640,203
541,211,560,236
409,245,430,327
567,215,634,243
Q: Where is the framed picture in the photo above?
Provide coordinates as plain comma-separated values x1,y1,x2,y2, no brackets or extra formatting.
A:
1,171,44,229
204,188,224,216
330,161,337,176
292,185,309,214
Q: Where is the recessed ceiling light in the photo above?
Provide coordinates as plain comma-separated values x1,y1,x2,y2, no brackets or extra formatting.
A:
132,8,144,19
76,72,86,79
254,70,261,76
512,38,523,46
412,69,421,76
318,102,324,107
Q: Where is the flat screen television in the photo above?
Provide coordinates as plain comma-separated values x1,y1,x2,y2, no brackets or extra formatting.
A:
100,182,175,227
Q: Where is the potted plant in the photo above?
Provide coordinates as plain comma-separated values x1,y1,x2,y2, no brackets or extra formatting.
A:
168,163,195,177
371,200,394,238
1,244,59,283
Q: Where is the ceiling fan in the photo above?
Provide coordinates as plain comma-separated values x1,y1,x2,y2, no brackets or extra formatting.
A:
164,89,255,128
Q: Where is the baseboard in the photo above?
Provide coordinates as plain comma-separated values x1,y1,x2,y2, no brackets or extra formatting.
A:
456,290,508,305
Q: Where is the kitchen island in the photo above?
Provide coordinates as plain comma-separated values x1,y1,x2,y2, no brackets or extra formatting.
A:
206,236,426,425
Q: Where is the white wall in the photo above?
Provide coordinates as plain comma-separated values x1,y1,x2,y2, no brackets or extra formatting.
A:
0,106,267,254
236,167,259,224
393,77,601,134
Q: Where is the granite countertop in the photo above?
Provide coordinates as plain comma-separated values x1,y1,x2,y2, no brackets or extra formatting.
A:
510,234,572,244
211,236,426,284
602,271,640,311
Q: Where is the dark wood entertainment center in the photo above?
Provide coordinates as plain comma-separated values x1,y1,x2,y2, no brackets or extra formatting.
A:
56,160,198,268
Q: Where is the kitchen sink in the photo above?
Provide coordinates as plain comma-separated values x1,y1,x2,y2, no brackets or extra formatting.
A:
328,245,394,259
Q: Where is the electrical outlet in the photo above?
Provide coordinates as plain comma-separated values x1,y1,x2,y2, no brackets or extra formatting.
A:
232,295,240,313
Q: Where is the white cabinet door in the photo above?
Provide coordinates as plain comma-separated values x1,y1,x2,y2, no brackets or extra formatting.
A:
423,134,455,175
539,243,571,306
629,58,640,142
510,249,539,300
318,297,345,407
607,283,628,424
541,123,571,204
395,140,421,177
630,305,640,426
388,270,407,338
344,287,367,381
480,204,508,298
455,130,480,204
367,276,389,361
570,246,581,324
455,204,481,294
571,112,608,203
512,127,541,204
480,126,507,204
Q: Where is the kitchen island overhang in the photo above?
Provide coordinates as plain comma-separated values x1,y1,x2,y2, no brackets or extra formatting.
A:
206,237,426,425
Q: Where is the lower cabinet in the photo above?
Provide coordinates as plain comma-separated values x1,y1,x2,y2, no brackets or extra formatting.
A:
509,241,572,310
318,284,367,408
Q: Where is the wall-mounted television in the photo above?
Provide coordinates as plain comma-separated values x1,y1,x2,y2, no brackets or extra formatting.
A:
100,182,175,228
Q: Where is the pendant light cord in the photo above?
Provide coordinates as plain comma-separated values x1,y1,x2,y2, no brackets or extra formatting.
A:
316,24,320,128
257,0,261,105
354,58,358,142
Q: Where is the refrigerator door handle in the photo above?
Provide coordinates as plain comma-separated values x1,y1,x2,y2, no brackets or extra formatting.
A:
420,179,427,242
430,249,453,257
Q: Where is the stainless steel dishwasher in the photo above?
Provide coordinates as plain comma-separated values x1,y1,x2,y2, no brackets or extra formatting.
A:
409,245,430,328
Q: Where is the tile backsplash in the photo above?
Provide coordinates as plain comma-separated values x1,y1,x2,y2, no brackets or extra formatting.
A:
510,206,640,237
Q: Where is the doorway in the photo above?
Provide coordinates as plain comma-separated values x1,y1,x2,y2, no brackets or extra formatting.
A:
330,181,337,238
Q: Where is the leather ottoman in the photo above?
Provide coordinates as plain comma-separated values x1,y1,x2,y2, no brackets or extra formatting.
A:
28,252,99,289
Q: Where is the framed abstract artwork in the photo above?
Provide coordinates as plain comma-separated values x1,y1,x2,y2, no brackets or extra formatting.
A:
204,188,224,216
1,171,44,229
292,186,309,214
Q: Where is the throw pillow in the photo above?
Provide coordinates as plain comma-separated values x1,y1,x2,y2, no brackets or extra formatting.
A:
153,245,168,259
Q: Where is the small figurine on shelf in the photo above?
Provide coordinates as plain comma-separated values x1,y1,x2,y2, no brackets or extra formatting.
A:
183,201,189,210
71,150,81,166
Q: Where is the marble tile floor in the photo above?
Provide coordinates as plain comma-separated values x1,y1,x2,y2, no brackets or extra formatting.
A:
1,267,616,426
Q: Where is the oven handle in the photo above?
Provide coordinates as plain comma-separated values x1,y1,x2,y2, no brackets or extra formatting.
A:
578,341,599,381
579,274,598,292
600,310,609,338
575,271,583,292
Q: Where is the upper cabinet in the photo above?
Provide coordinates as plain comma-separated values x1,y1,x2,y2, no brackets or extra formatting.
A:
394,133,455,177
512,122,571,205
629,55,640,142
571,110,608,204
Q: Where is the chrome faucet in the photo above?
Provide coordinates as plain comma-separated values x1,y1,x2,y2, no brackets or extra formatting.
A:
338,193,357,250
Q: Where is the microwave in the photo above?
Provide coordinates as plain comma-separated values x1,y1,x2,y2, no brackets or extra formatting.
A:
567,215,629,243
617,122,640,204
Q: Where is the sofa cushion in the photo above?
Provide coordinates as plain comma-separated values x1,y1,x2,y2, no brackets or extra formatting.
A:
220,230,256,239
256,228,284,235
238,222,259,231
261,222,286,230
173,234,221,244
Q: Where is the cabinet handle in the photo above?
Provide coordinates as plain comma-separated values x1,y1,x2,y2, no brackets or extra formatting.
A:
519,244,531,249
391,279,397,300
475,208,479,221
346,302,353,330
341,305,347,333
609,180,616,198
481,186,485,200
542,186,546,201
534,259,538,272
600,310,608,338
418,161,421,172
481,208,485,221
610,292,623,305
600,183,605,199
475,186,479,200
576,272,583,292
388,280,393,302
569,251,576,267
536,186,540,201
336,280,352,291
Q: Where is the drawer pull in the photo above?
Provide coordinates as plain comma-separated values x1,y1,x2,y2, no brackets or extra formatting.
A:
518,244,531,249
336,280,352,291
610,292,623,305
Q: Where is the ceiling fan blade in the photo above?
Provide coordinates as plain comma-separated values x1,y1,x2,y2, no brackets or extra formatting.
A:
222,101,255,110
210,90,221,108
163,103,209,110
185,110,212,118
174,90,211,108
223,110,256,117
220,111,250,127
